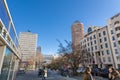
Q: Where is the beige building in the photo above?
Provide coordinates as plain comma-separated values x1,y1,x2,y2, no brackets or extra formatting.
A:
72,21,84,47
19,32,38,70
80,13,120,68
0,0,21,80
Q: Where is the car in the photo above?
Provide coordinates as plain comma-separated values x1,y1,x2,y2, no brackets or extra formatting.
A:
77,67,85,73
17,68,26,74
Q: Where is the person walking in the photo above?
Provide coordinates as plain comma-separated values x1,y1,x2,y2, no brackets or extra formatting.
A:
83,66,94,80
109,67,115,80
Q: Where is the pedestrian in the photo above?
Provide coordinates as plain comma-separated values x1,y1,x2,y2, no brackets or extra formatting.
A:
83,66,94,80
109,67,115,80
111,70,120,80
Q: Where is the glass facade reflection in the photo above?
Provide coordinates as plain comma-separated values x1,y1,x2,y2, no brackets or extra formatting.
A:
0,0,10,30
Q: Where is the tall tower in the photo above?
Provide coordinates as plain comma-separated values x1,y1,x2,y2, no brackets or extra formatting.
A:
72,21,84,47
19,32,38,70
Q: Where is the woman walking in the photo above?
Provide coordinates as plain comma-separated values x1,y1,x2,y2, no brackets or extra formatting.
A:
83,67,94,80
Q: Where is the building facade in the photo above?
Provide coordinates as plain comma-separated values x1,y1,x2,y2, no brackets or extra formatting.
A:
19,32,38,70
0,0,21,80
80,13,120,68
72,21,84,47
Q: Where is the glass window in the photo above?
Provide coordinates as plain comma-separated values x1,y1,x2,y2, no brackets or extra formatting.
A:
0,48,15,80
102,51,104,55
103,57,106,62
115,49,118,54
108,57,111,62
88,43,89,46
0,0,10,29
87,37,89,41
111,30,114,34
113,42,117,47
106,50,110,55
93,35,96,39
91,47,93,51
105,43,108,48
99,33,101,37
112,36,115,41
103,31,106,35
90,36,92,40
101,45,103,49
94,40,96,44
104,37,107,41
95,46,97,50
100,39,102,43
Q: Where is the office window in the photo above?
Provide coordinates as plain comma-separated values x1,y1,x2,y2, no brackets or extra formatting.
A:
99,33,101,37
108,57,111,62
103,31,106,36
112,36,115,41
95,46,97,50
87,37,89,41
104,37,107,41
113,42,117,47
105,43,108,48
101,45,103,49
91,47,93,51
103,57,106,62
115,49,118,54
102,51,104,55
91,42,93,45
90,36,92,40
106,50,110,55
94,40,96,44
93,35,96,39
100,39,102,43
111,30,114,34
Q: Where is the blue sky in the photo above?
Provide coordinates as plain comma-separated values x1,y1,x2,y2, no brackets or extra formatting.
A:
7,0,120,55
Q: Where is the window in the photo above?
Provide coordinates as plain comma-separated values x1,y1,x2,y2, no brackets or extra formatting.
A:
102,51,104,55
113,42,117,47
87,37,89,41
112,36,115,41
88,43,89,46
111,30,114,34
99,33,101,37
88,48,90,51
90,36,92,40
106,50,110,55
103,57,106,62
103,31,106,36
93,35,96,39
108,57,111,62
105,43,108,48
101,45,103,49
100,39,102,43
95,46,97,50
104,37,107,41
91,42,93,45
115,49,118,54
94,40,96,44
114,21,120,25
91,47,93,51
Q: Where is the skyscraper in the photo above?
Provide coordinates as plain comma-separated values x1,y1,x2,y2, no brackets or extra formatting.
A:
72,21,84,47
19,32,38,70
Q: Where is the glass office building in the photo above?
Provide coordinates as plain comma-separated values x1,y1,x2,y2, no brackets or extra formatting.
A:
0,0,21,80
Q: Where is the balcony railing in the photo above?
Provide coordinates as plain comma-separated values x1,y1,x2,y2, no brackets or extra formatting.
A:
115,23,120,28
116,30,120,35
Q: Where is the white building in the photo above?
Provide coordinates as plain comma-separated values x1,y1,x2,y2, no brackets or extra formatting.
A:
80,13,120,68
19,32,38,70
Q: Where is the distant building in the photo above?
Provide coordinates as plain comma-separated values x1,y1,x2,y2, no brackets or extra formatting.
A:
19,32,38,70
72,21,84,47
80,13,120,68
0,0,21,80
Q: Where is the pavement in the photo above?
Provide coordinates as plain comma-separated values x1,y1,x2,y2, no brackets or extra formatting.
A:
15,70,108,80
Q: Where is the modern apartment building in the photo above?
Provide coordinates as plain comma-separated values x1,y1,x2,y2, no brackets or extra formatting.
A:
80,13,120,68
72,21,84,47
0,0,21,80
19,32,37,70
